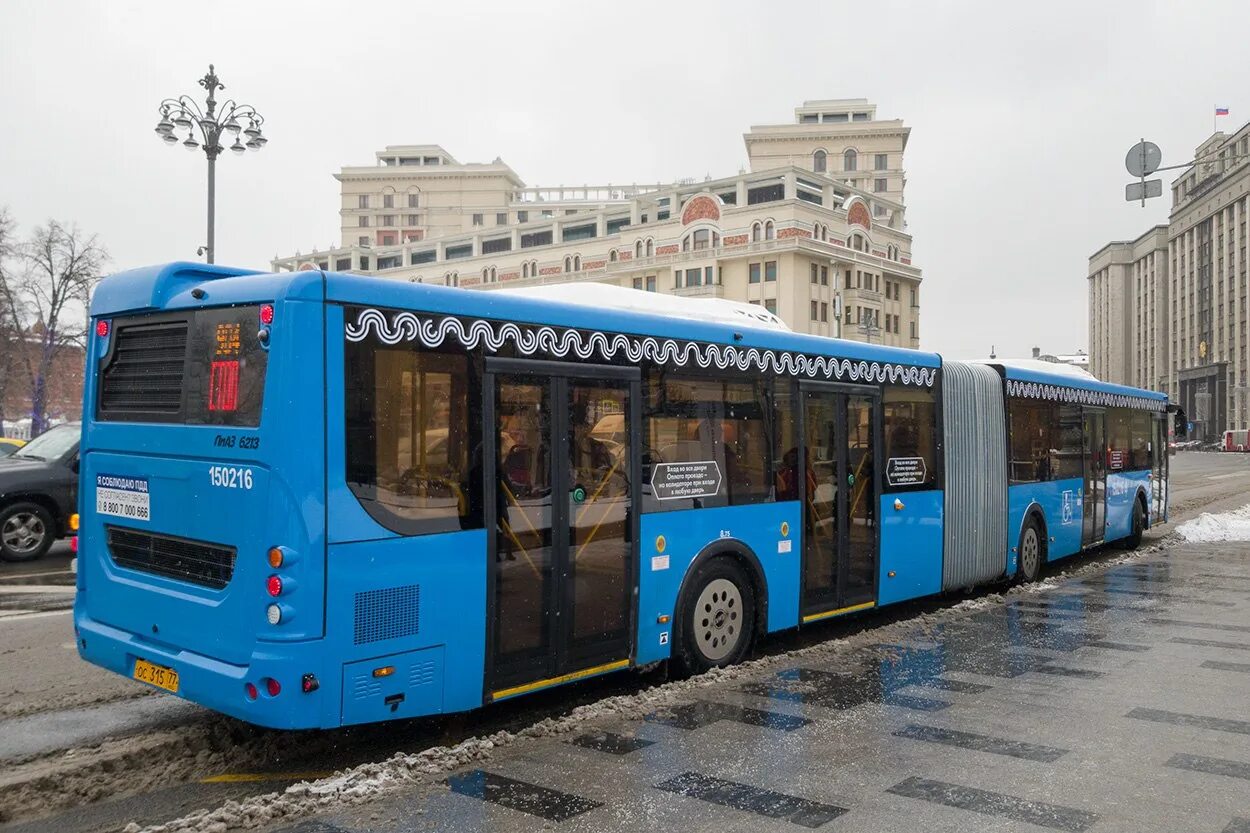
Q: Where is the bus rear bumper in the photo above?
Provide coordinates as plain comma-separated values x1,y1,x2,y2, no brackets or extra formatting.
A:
74,610,330,730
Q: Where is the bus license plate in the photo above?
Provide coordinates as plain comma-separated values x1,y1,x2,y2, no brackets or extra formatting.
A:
133,658,179,693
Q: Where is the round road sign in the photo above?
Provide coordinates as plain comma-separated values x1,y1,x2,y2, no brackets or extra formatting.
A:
1126,141,1162,178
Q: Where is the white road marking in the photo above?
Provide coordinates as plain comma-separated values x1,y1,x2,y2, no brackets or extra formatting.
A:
0,609,73,622
0,569,73,581
1208,472,1250,480
0,585,76,594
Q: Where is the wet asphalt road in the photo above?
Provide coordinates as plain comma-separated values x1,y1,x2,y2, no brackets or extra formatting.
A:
286,542,1250,833
2,451,1250,832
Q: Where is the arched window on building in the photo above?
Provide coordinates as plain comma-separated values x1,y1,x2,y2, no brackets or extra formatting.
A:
564,256,573,272
752,222,762,242
609,249,618,262
844,149,858,171
645,238,654,257
573,255,581,271
764,220,775,241
635,240,643,259
522,261,529,278
813,150,827,173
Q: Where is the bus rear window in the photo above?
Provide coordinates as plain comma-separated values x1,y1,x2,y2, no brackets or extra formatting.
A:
98,306,268,426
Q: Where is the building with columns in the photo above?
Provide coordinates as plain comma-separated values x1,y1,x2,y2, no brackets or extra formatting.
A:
1088,119,1250,441
274,100,923,346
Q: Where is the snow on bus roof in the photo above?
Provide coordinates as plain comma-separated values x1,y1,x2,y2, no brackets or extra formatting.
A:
493,283,790,331
970,358,1166,400
969,358,1096,381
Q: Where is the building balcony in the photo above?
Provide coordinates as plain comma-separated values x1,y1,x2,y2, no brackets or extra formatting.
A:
674,284,726,299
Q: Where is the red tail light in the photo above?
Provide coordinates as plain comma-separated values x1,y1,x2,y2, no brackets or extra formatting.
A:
265,677,281,697
96,320,110,338
70,536,78,553
245,682,258,700
259,304,275,325
266,575,283,597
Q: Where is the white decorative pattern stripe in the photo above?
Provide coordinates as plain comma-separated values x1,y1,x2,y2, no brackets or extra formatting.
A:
1006,378,1165,412
346,308,938,387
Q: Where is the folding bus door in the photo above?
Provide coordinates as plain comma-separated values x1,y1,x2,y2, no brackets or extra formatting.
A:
485,359,641,698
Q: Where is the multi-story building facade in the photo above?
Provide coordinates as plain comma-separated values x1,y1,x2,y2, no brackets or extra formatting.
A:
274,100,924,346
1088,120,1250,440
1088,225,1168,387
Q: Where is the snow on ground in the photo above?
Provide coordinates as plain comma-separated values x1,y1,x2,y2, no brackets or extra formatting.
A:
1176,503,1250,542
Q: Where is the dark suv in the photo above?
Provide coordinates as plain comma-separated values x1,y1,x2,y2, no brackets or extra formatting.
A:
0,423,80,562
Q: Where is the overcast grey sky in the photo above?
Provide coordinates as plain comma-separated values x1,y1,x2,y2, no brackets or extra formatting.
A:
1,0,1246,359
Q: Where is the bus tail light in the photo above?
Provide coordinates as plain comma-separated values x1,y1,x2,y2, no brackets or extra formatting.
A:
245,682,258,701
266,604,282,625
265,677,281,697
266,575,283,597
301,674,319,694
96,320,110,338
267,547,284,568
259,304,275,325
69,513,79,532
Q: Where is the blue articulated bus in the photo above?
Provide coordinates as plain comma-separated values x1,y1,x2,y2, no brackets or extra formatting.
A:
73,262,1170,729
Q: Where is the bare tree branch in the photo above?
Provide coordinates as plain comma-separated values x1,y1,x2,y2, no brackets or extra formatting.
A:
16,218,108,434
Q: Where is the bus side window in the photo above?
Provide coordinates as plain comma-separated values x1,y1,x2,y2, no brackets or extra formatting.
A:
344,335,483,536
883,385,938,492
643,369,773,511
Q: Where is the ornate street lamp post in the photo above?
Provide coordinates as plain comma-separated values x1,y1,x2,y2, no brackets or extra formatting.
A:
154,65,267,264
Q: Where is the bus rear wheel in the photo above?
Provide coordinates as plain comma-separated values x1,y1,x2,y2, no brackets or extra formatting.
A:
675,558,756,675
1016,518,1044,583
1121,499,1145,550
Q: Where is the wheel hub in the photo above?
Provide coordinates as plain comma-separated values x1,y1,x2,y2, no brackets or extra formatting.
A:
2,513,44,554
693,578,742,662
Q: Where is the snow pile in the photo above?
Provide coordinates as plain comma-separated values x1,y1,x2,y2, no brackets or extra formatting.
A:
1176,503,1250,542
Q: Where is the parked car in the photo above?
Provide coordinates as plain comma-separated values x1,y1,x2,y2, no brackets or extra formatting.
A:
0,423,79,562
0,437,26,458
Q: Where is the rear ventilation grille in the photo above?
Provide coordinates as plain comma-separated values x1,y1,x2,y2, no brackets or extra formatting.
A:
99,320,188,416
354,585,420,645
106,526,236,590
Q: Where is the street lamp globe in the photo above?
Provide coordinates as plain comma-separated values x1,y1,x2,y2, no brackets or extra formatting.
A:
230,139,246,155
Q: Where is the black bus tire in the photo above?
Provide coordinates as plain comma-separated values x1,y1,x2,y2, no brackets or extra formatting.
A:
1016,517,1045,583
1121,499,1145,550
0,502,55,563
674,557,756,675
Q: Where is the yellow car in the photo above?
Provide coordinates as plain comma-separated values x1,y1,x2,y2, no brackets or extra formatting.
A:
0,438,25,458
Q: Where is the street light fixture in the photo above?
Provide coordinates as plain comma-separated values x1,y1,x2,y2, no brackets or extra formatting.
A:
857,309,882,344
154,64,267,264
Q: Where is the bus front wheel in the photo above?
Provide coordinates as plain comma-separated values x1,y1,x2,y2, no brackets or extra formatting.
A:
674,558,756,675
1016,518,1045,583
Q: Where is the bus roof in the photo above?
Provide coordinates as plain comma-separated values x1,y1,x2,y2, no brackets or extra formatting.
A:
325,271,942,369
985,360,1166,402
91,262,324,317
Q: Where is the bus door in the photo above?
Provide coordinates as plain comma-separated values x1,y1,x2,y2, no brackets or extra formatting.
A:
1082,408,1107,546
484,359,640,696
798,383,880,619
1151,411,1168,522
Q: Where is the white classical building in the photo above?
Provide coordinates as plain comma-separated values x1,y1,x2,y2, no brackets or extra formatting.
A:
275,99,923,346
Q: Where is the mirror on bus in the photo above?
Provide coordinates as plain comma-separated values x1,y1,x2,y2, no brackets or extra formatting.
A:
1168,404,1187,438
